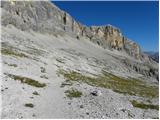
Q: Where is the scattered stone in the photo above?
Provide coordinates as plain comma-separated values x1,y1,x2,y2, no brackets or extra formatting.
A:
121,109,126,113
33,91,39,95
90,90,102,96
116,113,119,116
40,67,46,73
32,114,36,117
40,75,48,79
24,103,34,108
80,105,83,108
86,112,89,115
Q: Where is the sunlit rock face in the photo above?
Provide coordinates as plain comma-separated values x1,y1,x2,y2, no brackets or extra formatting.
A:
0,1,146,60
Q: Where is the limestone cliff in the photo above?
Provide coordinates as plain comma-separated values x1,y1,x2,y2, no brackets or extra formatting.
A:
1,1,144,60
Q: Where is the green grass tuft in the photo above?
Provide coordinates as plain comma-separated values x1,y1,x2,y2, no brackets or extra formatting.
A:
33,91,39,95
1,48,28,58
56,58,65,63
7,63,17,67
65,89,82,98
7,74,46,88
131,100,159,110
25,103,34,108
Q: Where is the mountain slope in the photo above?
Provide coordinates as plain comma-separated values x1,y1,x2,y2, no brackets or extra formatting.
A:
1,1,159,119
145,52,159,63
1,1,146,59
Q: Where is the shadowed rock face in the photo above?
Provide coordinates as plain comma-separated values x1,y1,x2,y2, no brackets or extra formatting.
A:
1,1,143,60
145,52,159,63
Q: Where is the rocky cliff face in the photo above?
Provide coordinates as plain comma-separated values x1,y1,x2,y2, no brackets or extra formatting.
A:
1,1,142,60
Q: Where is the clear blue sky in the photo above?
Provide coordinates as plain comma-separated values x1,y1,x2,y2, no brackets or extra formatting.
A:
53,1,159,52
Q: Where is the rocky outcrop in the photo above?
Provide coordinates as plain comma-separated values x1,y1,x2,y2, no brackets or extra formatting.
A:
1,1,144,60
145,52,159,63
122,58,159,81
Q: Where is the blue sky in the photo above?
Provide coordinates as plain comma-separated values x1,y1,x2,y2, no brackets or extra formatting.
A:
53,1,159,52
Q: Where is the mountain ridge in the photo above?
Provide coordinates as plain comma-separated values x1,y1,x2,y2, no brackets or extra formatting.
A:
145,51,159,63
1,1,149,61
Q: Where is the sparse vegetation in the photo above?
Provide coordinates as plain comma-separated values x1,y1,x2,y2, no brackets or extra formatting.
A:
130,100,159,110
56,58,65,63
7,73,46,88
4,62,18,67
57,69,158,98
33,91,39,95
1,48,28,58
40,67,46,73
60,80,73,87
26,47,44,56
25,103,34,108
65,89,82,98
40,75,48,79
8,63,17,67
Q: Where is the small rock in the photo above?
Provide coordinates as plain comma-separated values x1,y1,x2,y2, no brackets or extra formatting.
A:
90,90,102,96
32,114,36,117
33,91,39,95
121,108,126,113
68,102,71,105
5,87,8,89
106,113,109,117
86,112,89,115
80,105,83,108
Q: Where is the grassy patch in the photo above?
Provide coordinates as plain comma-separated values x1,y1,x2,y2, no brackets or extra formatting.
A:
7,73,46,88
131,100,159,110
24,103,34,108
57,69,158,98
65,89,82,98
8,63,17,67
1,48,28,58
